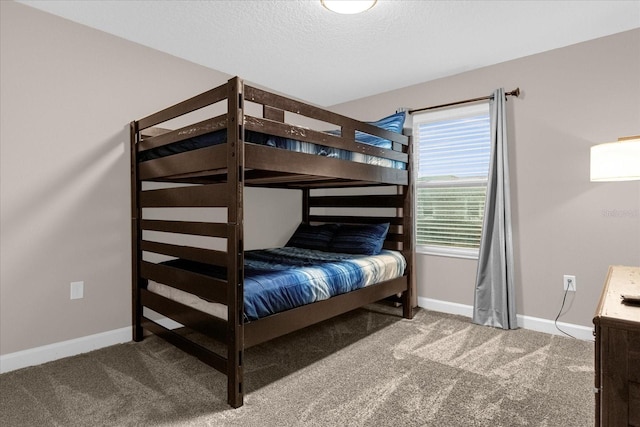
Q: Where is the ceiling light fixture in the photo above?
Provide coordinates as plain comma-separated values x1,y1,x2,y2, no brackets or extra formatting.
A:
321,0,377,14
590,136,640,182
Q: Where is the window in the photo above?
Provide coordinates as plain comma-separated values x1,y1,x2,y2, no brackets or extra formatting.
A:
413,103,491,258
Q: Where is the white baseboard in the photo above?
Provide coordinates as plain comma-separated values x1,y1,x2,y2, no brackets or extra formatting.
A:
418,297,594,341
0,310,183,375
0,327,131,374
516,314,594,341
1,298,595,374
418,297,474,318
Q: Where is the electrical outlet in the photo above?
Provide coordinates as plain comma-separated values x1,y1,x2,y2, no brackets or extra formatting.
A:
563,275,576,292
70,281,84,299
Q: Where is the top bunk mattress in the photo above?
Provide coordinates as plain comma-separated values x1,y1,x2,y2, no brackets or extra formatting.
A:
147,246,407,321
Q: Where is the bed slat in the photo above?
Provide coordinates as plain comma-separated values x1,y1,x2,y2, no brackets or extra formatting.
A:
139,115,228,152
140,183,227,207
246,145,408,186
141,316,227,374
244,171,358,187
308,215,403,226
141,219,228,238
141,261,227,304
141,289,227,344
309,194,403,208
139,144,227,181
141,240,227,267
138,84,228,131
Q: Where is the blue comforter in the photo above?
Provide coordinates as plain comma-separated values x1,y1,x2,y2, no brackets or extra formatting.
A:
163,247,406,321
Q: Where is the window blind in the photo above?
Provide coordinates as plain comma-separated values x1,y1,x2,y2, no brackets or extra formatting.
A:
414,104,491,254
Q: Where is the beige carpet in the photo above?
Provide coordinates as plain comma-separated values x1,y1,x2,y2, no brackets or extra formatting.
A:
0,306,594,426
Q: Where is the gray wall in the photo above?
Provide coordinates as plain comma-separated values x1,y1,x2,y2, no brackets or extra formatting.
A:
330,29,640,327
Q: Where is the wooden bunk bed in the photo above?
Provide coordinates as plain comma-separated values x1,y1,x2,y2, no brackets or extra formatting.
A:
130,76,414,408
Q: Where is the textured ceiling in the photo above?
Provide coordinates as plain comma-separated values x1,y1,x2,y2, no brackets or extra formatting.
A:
18,0,640,106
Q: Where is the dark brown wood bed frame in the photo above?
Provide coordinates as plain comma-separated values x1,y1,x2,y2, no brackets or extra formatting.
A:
130,76,414,408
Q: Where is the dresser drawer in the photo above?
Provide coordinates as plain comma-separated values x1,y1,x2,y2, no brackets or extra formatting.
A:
630,382,640,427
630,331,640,383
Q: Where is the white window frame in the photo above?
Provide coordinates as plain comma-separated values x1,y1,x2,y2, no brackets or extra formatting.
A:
413,102,491,259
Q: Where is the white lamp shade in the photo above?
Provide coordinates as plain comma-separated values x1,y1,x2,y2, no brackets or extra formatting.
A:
321,0,377,14
590,138,640,181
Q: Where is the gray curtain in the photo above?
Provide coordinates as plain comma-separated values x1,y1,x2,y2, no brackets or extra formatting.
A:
473,88,517,329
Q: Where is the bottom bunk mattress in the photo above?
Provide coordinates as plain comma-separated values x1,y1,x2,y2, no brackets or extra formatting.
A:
147,247,406,322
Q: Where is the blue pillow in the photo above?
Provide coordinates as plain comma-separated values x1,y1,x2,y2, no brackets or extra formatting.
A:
329,223,390,255
286,223,339,251
327,112,406,149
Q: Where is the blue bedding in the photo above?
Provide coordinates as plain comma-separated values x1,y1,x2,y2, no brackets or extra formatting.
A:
160,247,406,321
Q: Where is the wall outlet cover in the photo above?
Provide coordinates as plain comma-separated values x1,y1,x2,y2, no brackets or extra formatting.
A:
70,281,84,299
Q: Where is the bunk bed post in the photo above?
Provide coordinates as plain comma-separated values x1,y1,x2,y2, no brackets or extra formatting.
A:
130,121,144,341
401,135,415,320
226,77,245,408
302,188,310,224
400,183,415,320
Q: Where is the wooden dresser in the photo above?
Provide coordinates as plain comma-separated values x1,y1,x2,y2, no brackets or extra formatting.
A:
593,265,640,427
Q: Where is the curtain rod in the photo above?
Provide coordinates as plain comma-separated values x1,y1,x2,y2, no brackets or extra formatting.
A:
408,88,520,115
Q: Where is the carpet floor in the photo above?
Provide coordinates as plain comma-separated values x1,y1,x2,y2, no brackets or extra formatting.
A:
0,306,595,426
